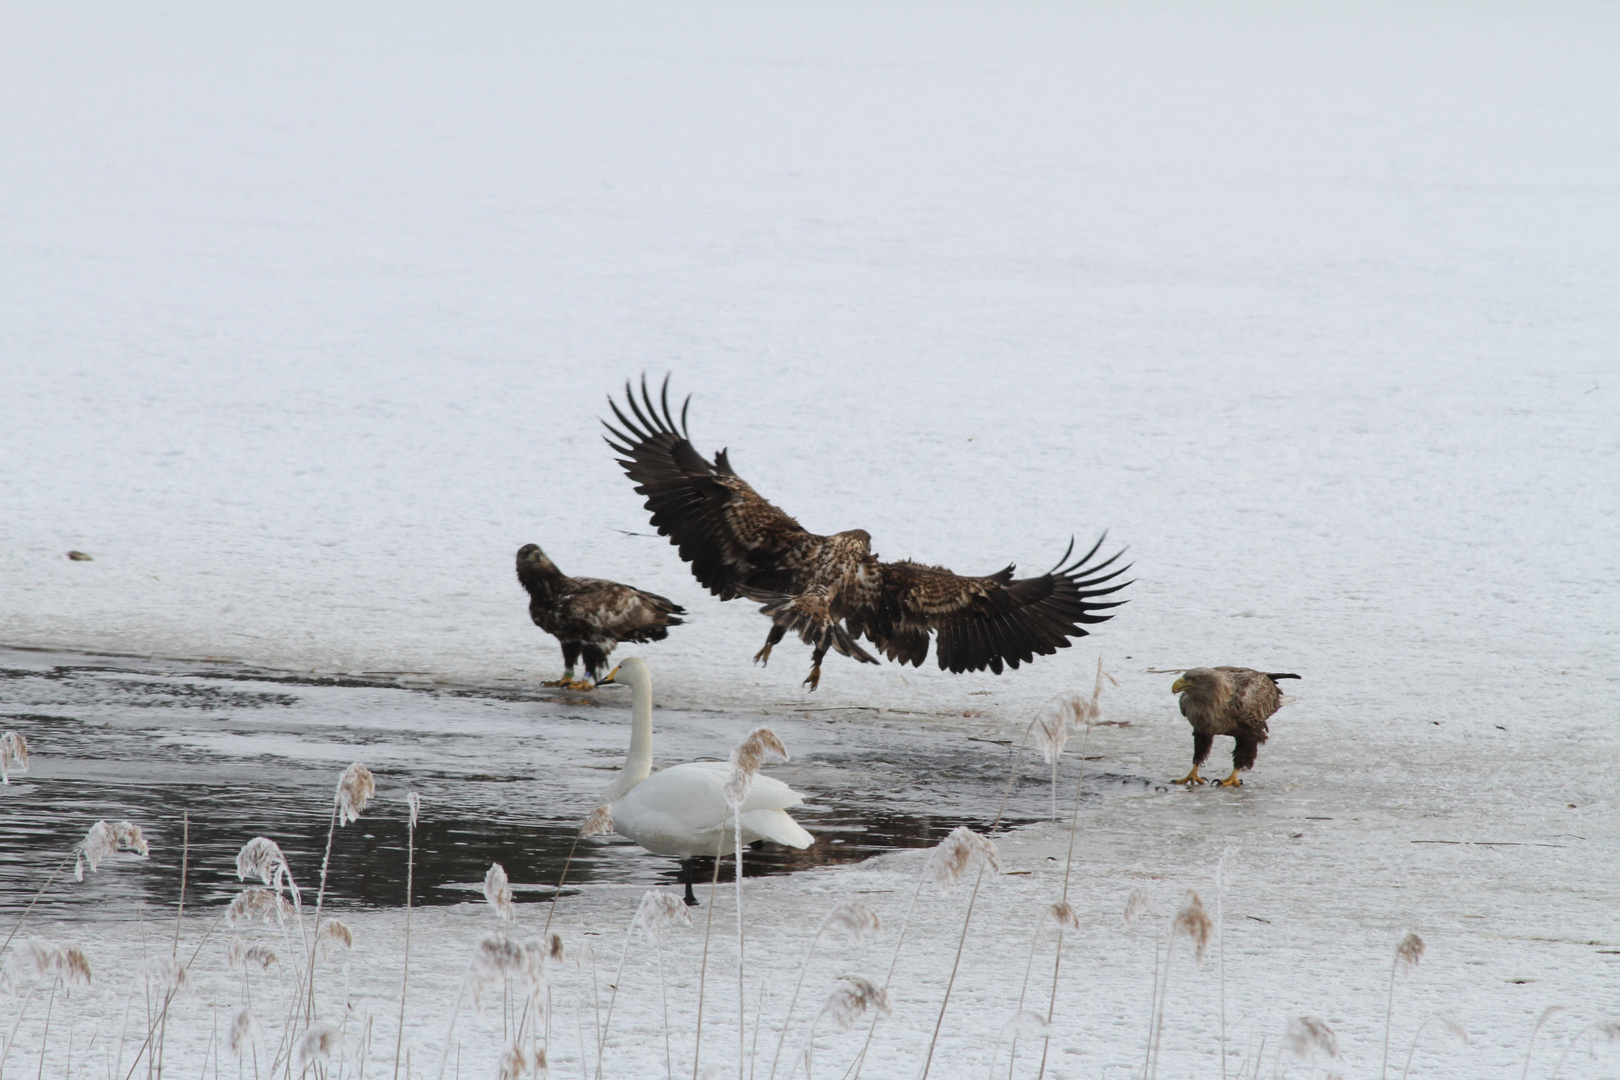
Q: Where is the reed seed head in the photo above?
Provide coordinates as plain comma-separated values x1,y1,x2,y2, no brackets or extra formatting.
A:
1042,900,1081,937
234,837,300,908
1395,931,1425,972
407,790,421,830
293,1022,341,1069
227,887,295,926
3,939,91,989
75,820,149,880
335,762,375,824
318,919,355,954
469,932,547,1011
725,726,788,807
633,890,691,941
818,976,891,1033
227,940,279,971
1285,1016,1340,1061
1027,698,1073,765
228,1008,263,1057
1217,845,1239,889
1123,886,1150,926
547,932,564,964
0,730,28,784
484,863,515,920
923,826,1000,892
1173,890,1213,964
1000,1010,1053,1040
497,1043,529,1080
144,956,191,997
579,804,613,838
818,901,881,942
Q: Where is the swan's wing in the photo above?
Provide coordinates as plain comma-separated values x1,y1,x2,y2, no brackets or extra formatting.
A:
679,761,807,811
737,809,814,849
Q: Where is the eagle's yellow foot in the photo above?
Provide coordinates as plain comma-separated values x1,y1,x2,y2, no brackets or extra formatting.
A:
541,678,570,688
1216,770,1243,787
1173,767,1205,786
566,678,597,692
754,642,774,666
803,664,822,691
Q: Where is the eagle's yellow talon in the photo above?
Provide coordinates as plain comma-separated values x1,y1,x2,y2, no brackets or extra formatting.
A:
541,678,569,688
803,664,822,691
1174,768,1205,786
566,679,596,692
754,643,773,666
1216,771,1243,787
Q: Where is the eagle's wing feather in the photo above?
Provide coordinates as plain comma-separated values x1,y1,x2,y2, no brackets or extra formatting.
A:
603,377,811,600
554,577,686,644
869,536,1131,674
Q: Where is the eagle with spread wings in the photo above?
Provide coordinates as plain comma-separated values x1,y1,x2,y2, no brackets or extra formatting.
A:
603,378,1131,689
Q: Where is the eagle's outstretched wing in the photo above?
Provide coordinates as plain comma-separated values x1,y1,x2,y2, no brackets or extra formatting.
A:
602,377,811,601
860,536,1131,674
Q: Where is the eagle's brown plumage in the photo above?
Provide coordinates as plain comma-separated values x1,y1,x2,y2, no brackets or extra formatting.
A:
602,377,1131,688
1172,666,1300,786
516,543,685,688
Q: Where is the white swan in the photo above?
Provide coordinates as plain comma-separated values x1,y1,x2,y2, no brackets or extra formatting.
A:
598,657,814,904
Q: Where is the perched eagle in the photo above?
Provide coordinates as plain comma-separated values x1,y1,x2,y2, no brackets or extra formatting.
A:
602,377,1131,689
515,543,686,690
1171,667,1300,787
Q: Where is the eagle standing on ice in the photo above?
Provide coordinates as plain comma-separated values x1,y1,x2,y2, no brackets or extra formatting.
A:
515,544,686,690
1171,666,1300,786
602,377,1131,689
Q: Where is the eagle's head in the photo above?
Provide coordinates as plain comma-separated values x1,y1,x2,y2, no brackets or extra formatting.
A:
516,544,562,589
1171,668,1218,695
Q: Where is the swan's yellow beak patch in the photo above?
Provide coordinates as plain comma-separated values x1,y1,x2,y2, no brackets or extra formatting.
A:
602,665,621,684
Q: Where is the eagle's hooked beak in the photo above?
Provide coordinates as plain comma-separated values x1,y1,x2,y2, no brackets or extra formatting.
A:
599,665,621,685
1171,675,1190,694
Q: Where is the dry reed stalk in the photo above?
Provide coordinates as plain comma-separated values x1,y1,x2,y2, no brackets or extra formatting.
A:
0,731,27,785
1548,1020,1620,1080
917,829,1001,1080
1379,931,1425,1080
766,903,881,1080
691,835,727,1080
1521,1005,1566,1080
1216,847,1238,1080
787,978,889,1080
593,891,689,1080
303,763,374,1029
156,812,190,1080
1033,709,1102,1080
1002,901,1078,1080
1147,890,1213,1079
117,914,227,1080
726,727,790,1080
1286,1016,1341,1074
392,791,421,1080
1396,1014,1466,1080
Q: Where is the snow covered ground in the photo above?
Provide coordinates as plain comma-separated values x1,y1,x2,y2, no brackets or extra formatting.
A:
1,1,1617,1076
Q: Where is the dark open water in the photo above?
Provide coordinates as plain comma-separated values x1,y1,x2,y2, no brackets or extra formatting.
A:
0,648,1144,918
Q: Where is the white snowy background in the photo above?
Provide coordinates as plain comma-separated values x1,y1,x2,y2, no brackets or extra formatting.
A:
2,2,1617,1077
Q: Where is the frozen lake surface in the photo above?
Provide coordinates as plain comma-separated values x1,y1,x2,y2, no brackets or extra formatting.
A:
1,0,1616,1076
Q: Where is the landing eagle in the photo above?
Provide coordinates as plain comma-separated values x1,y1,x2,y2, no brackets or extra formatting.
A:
602,378,1130,688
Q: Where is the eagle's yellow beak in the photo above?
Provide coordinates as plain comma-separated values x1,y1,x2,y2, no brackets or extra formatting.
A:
1171,676,1190,694
600,665,621,685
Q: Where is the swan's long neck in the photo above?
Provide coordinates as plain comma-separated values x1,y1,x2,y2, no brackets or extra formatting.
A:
606,676,655,801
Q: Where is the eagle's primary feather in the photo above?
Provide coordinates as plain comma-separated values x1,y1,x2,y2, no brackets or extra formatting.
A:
516,543,685,687
602,376,1131,687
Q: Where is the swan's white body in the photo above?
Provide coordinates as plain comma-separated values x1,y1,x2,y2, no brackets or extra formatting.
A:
602,658,813,859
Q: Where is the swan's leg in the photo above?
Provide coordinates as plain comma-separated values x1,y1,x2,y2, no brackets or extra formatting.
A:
543,642,582,687
680,859,699,907
753,624,787,666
